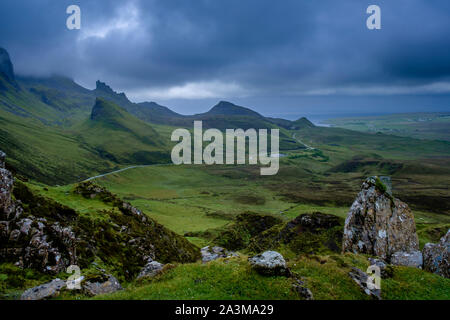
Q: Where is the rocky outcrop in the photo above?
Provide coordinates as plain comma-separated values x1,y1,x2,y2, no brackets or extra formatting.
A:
20,279,66,300
136,259,164,279
83,275,122,296
19,272,122,299
201,246,237,263
368,258,392,278
73,181,201,271
248,251,290,277
0,150,16,220
292,279,314,300
391,251,423,268
423,230,449,278
1,152,78,274
1,152,200,281
343,176,419,262
0,48,15,82
348,267,381,300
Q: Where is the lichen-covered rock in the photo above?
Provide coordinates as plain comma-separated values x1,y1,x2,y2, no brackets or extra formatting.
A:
0,157,15,220
292,279,314,300
0,150,6,168
83,274,122,296
136,259,164,279
343,176,419,262
348,267,381,300
201,246,237,263
20,279,66,300
423,230,449,278
368,257,393,278
1,151,77,274
248,251,290,276
390,251,423,268
1,173,79,274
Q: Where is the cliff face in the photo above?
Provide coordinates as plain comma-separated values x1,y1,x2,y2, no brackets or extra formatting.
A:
342,176,419,262
0,48,15,82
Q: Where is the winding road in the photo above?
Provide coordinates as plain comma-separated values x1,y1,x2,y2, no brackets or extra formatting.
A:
83,164,168,182
82,133,315,182
292,133,316,150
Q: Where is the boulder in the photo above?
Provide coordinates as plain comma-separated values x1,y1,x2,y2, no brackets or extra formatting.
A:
83,275,122,296
20,279,66,300
391,251,423,268
248,251,290,276
343,176,419,262
348,267,381,300
0,150,5,168
137,259,164,279
368,257,392,278
292,279,314,300
423,229,449,278
201,246,237,263
0,156,15,220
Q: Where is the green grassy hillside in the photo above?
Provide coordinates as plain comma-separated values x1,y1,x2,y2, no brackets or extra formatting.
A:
75,98,169,164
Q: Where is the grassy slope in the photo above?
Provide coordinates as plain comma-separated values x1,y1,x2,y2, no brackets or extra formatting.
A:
91,253,450,300
74,98,170,164
0,108,117,184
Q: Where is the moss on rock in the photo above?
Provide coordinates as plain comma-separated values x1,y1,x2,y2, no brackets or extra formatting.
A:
248,212,344,255
212,212,283,250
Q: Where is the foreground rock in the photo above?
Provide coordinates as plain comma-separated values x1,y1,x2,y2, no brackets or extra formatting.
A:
83,275,122,296
368,258,392,278
343,176,419,262
137,258,164,279
249,251,290,276
20,279,66,300
391,251,423,268
423,230,449,278
201,246,237,263
1,151,78,273
292,279,314,300
348,267,381,300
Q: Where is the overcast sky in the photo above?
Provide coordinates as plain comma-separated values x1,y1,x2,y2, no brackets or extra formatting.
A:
1,0,450,119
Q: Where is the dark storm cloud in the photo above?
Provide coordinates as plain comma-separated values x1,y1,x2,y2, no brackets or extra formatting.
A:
0,0,449,115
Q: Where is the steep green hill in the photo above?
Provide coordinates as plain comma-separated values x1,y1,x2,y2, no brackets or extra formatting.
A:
75,98,170,164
